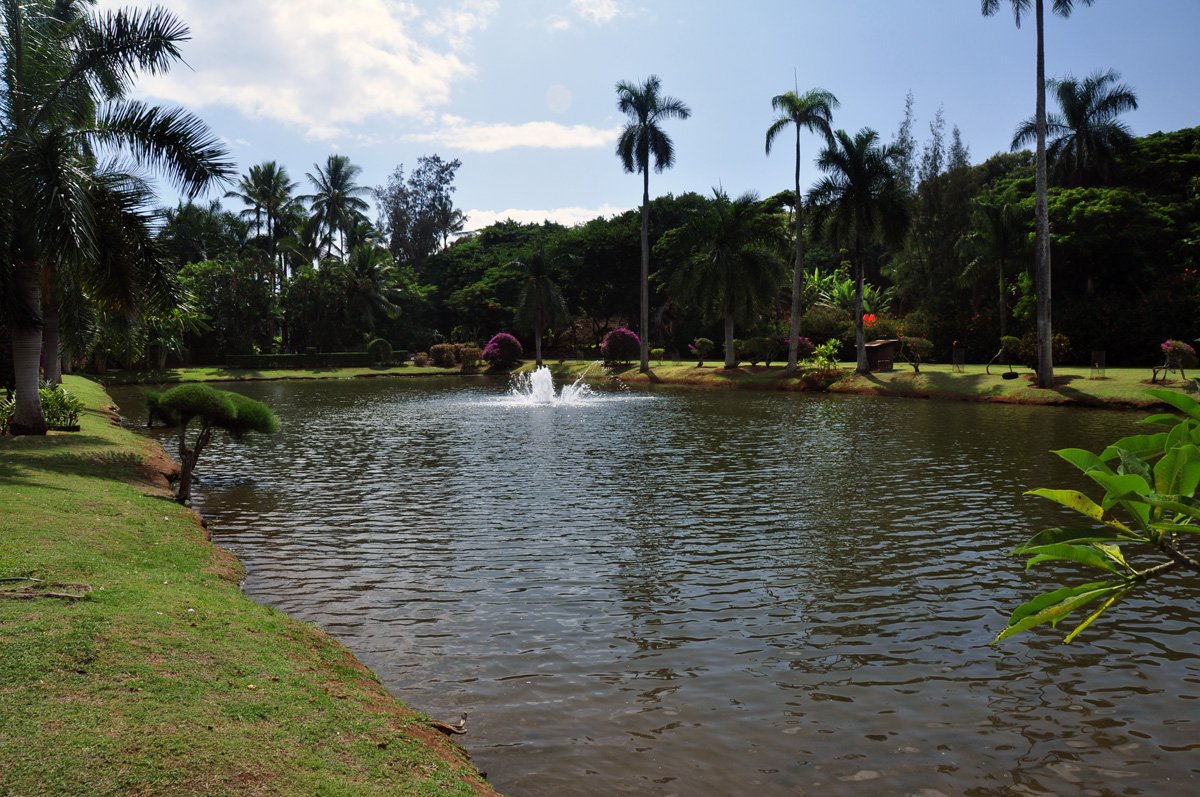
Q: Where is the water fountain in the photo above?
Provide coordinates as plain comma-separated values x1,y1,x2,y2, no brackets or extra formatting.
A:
506,365,596,406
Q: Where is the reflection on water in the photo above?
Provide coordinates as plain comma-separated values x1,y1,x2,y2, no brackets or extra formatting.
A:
112,378,1200,796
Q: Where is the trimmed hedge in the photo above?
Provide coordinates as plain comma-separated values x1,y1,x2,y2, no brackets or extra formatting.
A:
224,352,373,369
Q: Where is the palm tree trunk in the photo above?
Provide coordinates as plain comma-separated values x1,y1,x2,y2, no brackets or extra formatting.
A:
639,169,651,373
854,238,868,376
786,128,805,376
42,305,61,385
9,260,47,435
724,313,736,368
1034,0,1054,388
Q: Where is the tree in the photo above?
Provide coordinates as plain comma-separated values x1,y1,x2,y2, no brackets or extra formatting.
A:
1,0,232,434
301,154,371,262
957,187,1028,337
615,75,691,373
657,190,787,368
765,87,838,375
982,0,1095,388
375,155,464,271
1012,69,1138,187
512,247,569,367
809,129,910,375
152,384,278,504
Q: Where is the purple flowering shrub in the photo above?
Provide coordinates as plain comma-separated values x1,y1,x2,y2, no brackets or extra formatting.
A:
794,336,816,358
1161,339,1197,358
601,327,640,365
482,332,523,367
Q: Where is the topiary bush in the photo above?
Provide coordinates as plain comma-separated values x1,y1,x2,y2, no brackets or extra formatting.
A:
900,336,934,373
798,304,852,343
482,333,524,368
412,352,430,367
650,347,665,363
429,343,457,368
459,346,483,371
689,337,715,367
601,327,640,366
366,338,393,364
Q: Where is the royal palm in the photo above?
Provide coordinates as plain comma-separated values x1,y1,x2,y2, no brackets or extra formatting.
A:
615,75,690,372
982,0,1095,388
765,88,838,375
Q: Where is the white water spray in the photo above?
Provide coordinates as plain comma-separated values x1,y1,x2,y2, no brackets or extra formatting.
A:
506,366,596,406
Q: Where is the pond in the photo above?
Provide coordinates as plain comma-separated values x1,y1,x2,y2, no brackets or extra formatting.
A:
110,377,1199,796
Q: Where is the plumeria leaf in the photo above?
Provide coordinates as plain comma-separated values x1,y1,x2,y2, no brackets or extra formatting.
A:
1153,444,1200,497
993,582,1126,643
1025,489,1132,533
1139,413,1187,428
1062,587,1135,644
1018,526,1143,549
1053,448,1112,476
1146,388,1200,422
1146,521,1200,535
1115,449,1153,482
1099,433,1167,462
1083,471,1150,510
1021,543,1125,574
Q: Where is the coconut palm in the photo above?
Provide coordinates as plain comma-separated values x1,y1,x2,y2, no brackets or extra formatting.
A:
227,161,298,287
808,129,909,375
1,0,232,434
765,88,838,375
615,75,691,373
512,247,569,367
301,154,371,263
343,243,400,334
1012,69,1138,187
956,188,1028,338
982,0,1095,388
659,189,787,368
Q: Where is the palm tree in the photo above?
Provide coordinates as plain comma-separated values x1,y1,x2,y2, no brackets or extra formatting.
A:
343,243,399,334
956,188,1028,338
512,247,569,367
1,1,232,434
301,154,371,263
660,190,787,368
615,75,691,373
1012,69,1138,186
982,0,1095,388
808,129,909,375
765,88,838,375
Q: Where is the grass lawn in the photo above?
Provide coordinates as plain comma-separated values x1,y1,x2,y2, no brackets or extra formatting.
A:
0,377,497,797
95,363,473,385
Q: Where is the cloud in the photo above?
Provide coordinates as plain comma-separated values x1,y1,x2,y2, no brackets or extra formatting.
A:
571,0,622,25
96,0,496,141
409,115,619,152
463,204,625,230
545,14,572,32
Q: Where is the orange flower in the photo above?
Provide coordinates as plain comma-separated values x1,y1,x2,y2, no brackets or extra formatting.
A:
863,313,877,327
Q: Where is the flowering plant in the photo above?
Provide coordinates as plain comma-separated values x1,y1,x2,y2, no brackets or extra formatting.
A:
482,332,523,367
1160,339,1196,357
862,313,878,327
688,336,714,366
601,327,640,365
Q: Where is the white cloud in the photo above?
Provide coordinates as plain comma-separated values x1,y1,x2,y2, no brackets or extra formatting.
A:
571,0,622,25
409,115,619,152
545,14,572,32
463,204,625,230
97,0,496,141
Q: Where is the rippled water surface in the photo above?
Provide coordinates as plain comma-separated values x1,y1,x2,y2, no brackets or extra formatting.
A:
112,378,1200,796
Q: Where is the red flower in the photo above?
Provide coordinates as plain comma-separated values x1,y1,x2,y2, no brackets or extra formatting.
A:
863,313,878,327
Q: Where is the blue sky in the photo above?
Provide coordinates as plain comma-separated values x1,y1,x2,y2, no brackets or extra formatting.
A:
102,0,1200,231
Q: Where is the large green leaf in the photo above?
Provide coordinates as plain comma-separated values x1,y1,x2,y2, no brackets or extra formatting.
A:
1100,433,1167,462
1140,492,1200,522
1021,543,1126,574
1146,521,1200,535
1146,388,1200,421
1082,472,1150,510
1139,413,1187,429
1018,526,1143,549
1053,448,1112,476
1115,448,1153,483
993,581,1126,643
1025,489,1132,533
1153,443,1200,498
1062,586,1134,644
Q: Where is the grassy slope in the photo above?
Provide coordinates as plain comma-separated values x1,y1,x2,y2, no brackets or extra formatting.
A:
0,377,497,797
97,364,471,385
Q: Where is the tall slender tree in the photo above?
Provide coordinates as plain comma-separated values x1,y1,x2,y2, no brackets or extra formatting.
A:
1,0,232,434
1012,69,1138,187
615,75,690,373
301,154,371,262
982,0,1095,388
765,87,838,375
809,129,909,375
512,247,569,367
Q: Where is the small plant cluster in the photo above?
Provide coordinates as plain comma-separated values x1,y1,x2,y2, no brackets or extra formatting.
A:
689,337,714,366
429,342,482,369
365,338,393,364
806,339,842,371
899,336,934,373
482,333,524,367
601,327,640,366
1161,339,1197,359
1,382,84,434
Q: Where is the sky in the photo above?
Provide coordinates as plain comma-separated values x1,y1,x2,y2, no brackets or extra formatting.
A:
98,0,1200,233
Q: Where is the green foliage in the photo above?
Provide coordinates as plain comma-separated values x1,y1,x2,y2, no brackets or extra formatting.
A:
458,346,483,371
650,347,666,363
807,339,843,371
158,384,237,428
799,304,852,343
222,391,280,438
900,337,934,373
1,383,84,433
144,389,180,428
366,338,393,364
995,389,1200,644
739,336,783,367
1018,332,1073,368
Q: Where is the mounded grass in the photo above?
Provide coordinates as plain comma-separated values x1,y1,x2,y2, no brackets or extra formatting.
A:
96,363,473,385
0,376,497,797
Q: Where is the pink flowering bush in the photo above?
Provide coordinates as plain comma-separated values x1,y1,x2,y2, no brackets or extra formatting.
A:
601,327,640,365
482,332,523,367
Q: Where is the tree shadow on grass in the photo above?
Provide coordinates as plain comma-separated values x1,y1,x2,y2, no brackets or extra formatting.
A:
0,434,150,489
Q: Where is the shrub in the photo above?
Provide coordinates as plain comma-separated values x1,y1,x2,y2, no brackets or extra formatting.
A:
806,339,843,371
798,304,851,343
459,346,483,371
1018,332,1072,368
428,343,456,368
1161,339,1198,367
38,382,83,428
145,388,181,427
689,337,715,366
600,327,640,366
0,393,12,435
650,347,665,363
900,336,934,373
412,352,430,367
366,338,393,364
793,336,816,359
482,333,524,367
740,336,782,366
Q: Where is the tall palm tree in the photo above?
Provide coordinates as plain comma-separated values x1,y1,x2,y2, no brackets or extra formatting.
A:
956,187,1028,338
301,154,371,263
660,189,787,368
765,87,839,375
227,161,298,288
512,247,569,367
1,0,232,434
615,75,690,373
982,0,1095,388
808,129,909,375
1012,69,1137,186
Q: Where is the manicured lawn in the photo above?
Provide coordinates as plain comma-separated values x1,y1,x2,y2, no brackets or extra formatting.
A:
95,363,472,385
0,377,497,797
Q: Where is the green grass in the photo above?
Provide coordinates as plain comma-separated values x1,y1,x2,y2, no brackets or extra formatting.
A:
0,377,497,797
95,363,477,385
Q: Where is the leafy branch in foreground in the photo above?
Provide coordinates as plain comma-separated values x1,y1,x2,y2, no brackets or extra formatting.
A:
996,388,1200,644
